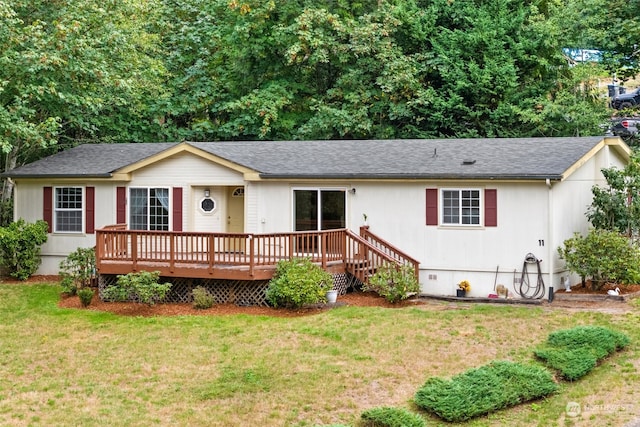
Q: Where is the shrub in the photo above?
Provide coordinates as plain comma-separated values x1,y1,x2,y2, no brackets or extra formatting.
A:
265,258,332,308
60,275,77,296
77,288,94,307
102,271,172,306
534,326,630,380
59,247,96,293
363,263,419,303
557,229,640,290
0,219,48,280
414,361,558,422
360,407,425,427
192,286,215,309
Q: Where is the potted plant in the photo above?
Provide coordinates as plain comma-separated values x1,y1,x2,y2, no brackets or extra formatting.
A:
457,280,471,297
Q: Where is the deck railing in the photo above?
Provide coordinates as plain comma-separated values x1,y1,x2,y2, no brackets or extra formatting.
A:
95,226,419,282
358,226,421,281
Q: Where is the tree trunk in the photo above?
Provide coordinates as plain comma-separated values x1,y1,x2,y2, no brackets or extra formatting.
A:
1,147,18,203
0,145,18,206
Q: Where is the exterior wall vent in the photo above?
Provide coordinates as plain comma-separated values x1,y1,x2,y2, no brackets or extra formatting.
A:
462,159,476,165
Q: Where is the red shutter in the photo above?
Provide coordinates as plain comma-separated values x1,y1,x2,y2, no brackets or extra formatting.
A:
426,188,438,225
85,187,95,234
43,187,52,233
485,189,497,227
172,187,183,231
116,187,126,224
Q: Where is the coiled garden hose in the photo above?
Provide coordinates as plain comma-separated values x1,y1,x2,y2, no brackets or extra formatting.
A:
517,253,546,299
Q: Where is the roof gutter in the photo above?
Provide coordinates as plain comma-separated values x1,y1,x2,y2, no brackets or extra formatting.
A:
259,173,565,181
2,173,114,179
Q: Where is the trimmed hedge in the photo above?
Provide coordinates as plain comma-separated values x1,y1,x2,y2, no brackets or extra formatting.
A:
414,361,558,422
534,325,630,380
360,407,425,427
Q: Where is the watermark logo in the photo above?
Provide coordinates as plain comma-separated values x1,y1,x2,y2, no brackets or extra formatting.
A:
566,402,581,418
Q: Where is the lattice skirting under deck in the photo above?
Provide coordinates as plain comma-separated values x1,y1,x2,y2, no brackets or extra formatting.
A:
98,272,362,307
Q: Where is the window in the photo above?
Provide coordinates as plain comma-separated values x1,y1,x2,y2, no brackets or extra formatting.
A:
129,187,170,231
426,188,497,227
442,189,481,225
293,189,346,231
54,187,83,232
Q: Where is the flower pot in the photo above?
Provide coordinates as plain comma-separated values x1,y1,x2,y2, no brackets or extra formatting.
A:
456,289,466,298
326,290,338,304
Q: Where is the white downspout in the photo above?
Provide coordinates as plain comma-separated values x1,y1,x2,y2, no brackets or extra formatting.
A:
546,178,554,299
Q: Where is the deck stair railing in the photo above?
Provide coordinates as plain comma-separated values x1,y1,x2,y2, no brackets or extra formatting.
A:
344,228,420,284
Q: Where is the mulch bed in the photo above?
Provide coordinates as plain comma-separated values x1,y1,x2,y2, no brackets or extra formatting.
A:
555,281,640,295
5,275,638,317
57,289,427,317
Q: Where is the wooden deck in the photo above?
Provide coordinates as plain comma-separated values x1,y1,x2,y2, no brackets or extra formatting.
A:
95,225,420,284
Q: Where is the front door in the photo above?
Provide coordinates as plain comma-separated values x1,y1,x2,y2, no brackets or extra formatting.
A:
226,187,245,251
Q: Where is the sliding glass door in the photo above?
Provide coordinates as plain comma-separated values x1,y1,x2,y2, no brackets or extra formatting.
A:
294,189,346,231
293,189,346,254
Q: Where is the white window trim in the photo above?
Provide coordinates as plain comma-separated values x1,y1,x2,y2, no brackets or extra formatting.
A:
440,188,483,227
128,186,172,231
53,186,84,234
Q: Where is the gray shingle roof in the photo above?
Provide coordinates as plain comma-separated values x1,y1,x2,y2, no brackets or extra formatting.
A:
190,137,610,180
4,143,178,178
3,137,618,181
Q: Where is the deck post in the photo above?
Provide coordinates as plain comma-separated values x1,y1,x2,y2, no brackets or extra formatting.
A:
288,234,294,260
169,234,175,273
131,233,138,271
249,234,255,276
321,232,327,268
208,234,214,274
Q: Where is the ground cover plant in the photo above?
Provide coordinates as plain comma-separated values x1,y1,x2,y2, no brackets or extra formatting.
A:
414,361,559,422
534,325,630,380
1,281,639,426
360,406,425,427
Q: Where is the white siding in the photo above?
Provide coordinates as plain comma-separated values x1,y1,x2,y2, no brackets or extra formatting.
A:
14,181,117,274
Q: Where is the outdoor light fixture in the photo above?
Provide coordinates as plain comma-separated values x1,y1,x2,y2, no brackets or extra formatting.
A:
204,188,210,198
350,188,356,194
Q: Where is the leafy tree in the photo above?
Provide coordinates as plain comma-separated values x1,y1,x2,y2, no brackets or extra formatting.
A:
0,0,168,203
158,0,606,141
557,0,640,82
587,152,640,236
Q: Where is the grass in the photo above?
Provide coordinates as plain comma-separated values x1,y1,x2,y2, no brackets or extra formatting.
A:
0,283,639,426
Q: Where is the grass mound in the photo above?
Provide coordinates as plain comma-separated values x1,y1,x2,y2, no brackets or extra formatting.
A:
414,360,558,422
360,407,425,427
534,325,630,380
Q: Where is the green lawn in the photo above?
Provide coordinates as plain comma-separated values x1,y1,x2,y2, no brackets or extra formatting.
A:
0,283,638,426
